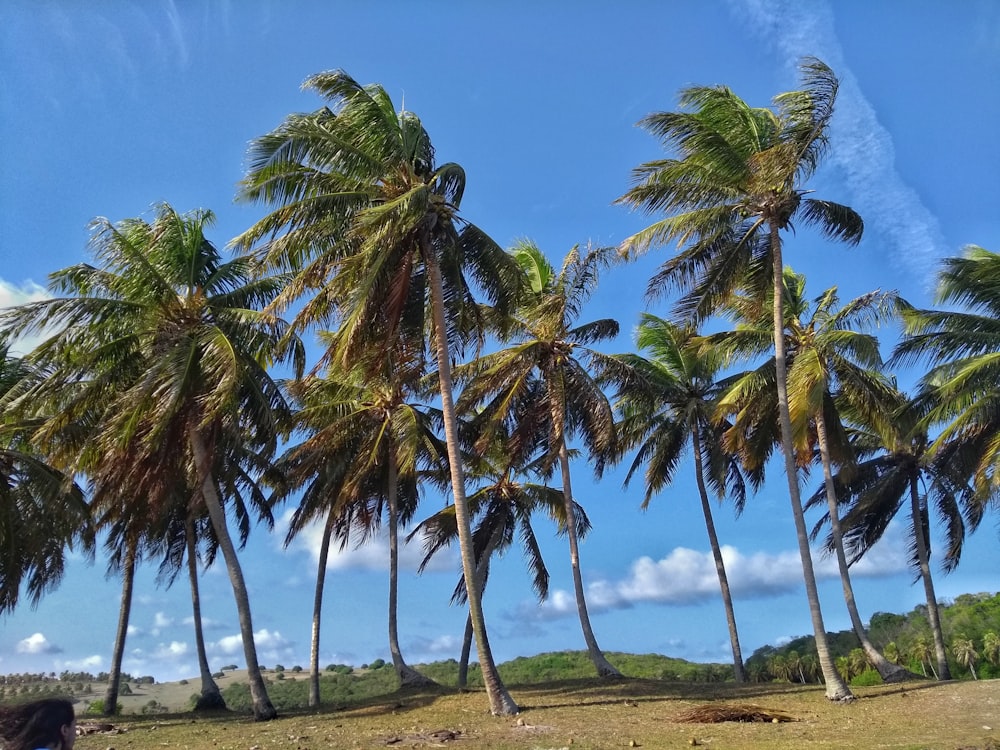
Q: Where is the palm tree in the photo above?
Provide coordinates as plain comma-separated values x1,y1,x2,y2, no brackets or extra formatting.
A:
822,383,960,681
953,637,979,679
601,314,750,682
0,204,301,720
617,58,864,700
982,631,1000,669
456,241,622,678
235,71,522,715
912,635,937,679
411,417,581,687
892,245,1000,524
712,269,913,682
0,344,91,614
274,341,440,697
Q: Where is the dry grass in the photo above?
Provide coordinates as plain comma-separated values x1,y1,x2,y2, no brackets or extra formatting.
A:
75,676,1000,750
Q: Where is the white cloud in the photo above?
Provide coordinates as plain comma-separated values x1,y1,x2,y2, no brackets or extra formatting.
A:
729,0,948,283
0,278,53,354
59,655,103,671
153,641,189,659
16,633,62,655
514,537,907,622
153,612,173,628
209,629,295,664
181,615,224,630
277,510,458,574
126,625,143,637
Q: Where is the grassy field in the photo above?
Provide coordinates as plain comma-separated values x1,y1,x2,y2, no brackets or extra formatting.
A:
75,674,1000,750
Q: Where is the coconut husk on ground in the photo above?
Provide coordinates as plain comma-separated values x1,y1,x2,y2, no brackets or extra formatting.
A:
676,703,796,723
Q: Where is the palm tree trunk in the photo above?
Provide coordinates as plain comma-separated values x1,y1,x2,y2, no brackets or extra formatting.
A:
769,226,852,700
103,539,136,716
909,475,951,680
814,410,917,683
424,243,518,715
555,429,621,679
690,427,746,683
458,613,474,689
186,516,225,710
309,510,336,707
386,449,435,687
189,427,277,720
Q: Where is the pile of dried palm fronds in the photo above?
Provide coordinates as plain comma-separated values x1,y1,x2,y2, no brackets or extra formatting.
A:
676,703,795,723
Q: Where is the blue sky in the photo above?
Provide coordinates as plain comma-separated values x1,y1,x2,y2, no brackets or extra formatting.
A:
1,1,998,682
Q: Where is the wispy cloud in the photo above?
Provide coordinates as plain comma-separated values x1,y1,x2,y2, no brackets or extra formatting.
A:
209,628,295,664
0,278,52,354
512,536,907,622
728,0,948,285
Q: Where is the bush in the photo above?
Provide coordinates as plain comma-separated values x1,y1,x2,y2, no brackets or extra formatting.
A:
212,672,225,679
221,664,239,671
291,665,303,673
119,683,132,695
85,699,122,716
368,659,386,670
274,664,285,673
178,679,189,685
850,669,883,687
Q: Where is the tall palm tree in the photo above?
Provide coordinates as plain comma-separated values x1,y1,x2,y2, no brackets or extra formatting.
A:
0,344,91,614
235,70,522,714
617,58,864,699
0,204,301,720
601,314,750,682
819,383,961,681
456,241,622,678
892,245,1000,521
713,269,914,682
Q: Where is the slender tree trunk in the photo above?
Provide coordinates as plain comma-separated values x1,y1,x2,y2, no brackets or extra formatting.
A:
103,539,136,716
814,410,918,683
386,449,435,687
555,426,621,678
187,516,226,710
458,613,474,689
909,476,951,680
424,244,518,715
769,226,853,700
309,510,336,707
690,427,746,683
189,428,277,720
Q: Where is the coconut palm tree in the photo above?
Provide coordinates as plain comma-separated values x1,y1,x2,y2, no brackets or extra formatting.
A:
711,269,913,682
234,70,523,714
0,204,301,720
274,340,441,698
982,631,1000,669
455,241,622,678
0,344,91,614
410,414,582,687
601,314,750,682
892,245,1000,523
617,58,864,699
820,383,961,681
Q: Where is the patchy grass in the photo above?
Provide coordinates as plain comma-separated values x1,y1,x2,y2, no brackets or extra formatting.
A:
75,676,1000,750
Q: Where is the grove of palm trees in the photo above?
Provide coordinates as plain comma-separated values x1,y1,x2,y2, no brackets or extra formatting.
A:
2,51,997,728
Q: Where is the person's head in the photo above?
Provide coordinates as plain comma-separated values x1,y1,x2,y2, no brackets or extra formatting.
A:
0,698,76,750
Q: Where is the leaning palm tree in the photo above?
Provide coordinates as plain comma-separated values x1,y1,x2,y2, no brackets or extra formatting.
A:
0,204,301,720
235,70,523,715
821,383,961,681
456,241,622,678
411,415,580,687
713,269,915,682
617,58,863,699
601,314,750,682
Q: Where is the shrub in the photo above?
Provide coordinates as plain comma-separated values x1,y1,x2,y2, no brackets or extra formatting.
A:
85,699,122,715
291,665,303,673
221,664,239,671
274,664,285,673
178,679,189,685
850,669,883,687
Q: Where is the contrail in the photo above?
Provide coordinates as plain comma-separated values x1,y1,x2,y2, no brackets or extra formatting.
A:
729,0,947,288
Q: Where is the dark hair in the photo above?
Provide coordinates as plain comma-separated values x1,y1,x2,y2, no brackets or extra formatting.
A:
0,698,75,750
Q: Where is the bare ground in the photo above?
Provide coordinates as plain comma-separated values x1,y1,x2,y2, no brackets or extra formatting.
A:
74,674,999,750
